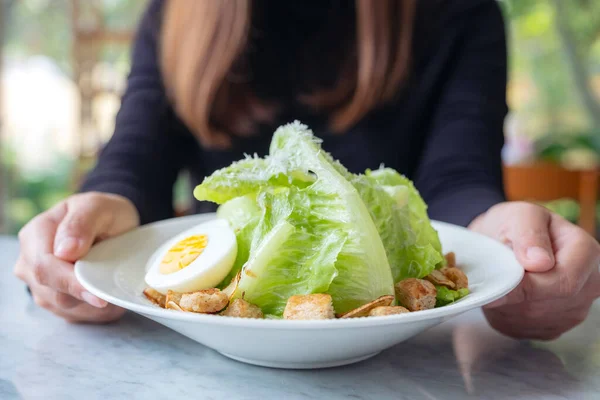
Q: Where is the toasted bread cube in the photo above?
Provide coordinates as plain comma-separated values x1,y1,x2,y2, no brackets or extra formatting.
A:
445,252,456,268
283,294,335,320
441,267,468,290
424,269,456,289
143,287,166,308
338,295,395,319
221,299,264,319
166,290,183,305
395,278,437,311
179,288,229,313
166,301,184,311
369,306,410,317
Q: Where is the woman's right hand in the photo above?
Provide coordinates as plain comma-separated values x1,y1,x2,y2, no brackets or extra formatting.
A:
14,192,140,323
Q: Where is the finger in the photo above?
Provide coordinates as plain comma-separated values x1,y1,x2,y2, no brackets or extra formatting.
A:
27,253,107,308
18,204,67,289
509,204,555,272
58,303,125,324
31,286,123,323
54,198,111,262
547,215,600,298
487,265,591,308
578,268,600,302
19,203,68,263
484,297,594,340
484,274,529,308
484,310,566,341
13,256,27,281
29,280,83,310
486,263,600,313
19,199,107,308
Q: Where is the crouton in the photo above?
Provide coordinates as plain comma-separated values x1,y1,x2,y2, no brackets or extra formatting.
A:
424,269,456,289
445,252,456,268
166,290,183,306
166,301,184,311
283,294,335,320
221,299,264,319
368,306,410,317
179,288,229,313
441,267,468,290
143,287,166,308
338,295,395,319
395,278,437,311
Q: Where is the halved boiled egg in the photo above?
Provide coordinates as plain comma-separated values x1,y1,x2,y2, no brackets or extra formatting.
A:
144,219,237,294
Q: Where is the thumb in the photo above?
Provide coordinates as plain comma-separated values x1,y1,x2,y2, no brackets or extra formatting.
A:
53,200,110,262
510,205,555,273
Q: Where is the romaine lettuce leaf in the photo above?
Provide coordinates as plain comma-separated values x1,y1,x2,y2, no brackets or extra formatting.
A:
232,188,346,315
193,155,315,204
358,168,443,280
215,195,260,288
435,286,470,307
195,122,396,314
194,122,446,314
366,168,442,252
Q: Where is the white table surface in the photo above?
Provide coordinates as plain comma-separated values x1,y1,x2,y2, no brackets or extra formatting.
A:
1,235,599,400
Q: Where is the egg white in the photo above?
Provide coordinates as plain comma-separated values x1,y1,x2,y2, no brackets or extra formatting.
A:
144,219,237,294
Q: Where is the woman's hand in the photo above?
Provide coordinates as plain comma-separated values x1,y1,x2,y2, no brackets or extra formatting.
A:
470,202,600,340
14,192,140,323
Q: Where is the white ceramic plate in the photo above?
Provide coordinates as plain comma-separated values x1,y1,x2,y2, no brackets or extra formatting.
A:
75,214,523,369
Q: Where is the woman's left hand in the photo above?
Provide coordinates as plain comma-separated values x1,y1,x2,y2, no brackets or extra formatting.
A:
469,201,600,340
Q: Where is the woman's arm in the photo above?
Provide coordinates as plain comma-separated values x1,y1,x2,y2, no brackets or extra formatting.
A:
414,0,508,226
415,1,600,339
81,0,194,224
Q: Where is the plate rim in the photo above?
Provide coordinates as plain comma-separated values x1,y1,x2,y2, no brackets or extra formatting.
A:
75,214,524,330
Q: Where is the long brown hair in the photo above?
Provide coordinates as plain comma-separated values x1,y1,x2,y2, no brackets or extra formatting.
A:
160,0,416,148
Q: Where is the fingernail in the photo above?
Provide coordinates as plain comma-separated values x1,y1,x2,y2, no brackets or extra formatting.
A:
82,291,107,308
54,237,80,257
526,246,552,264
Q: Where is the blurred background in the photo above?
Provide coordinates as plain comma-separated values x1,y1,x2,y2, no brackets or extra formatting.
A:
0,0,599,237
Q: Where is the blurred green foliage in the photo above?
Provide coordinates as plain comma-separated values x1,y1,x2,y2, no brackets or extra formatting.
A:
542,199,581,223
2,147,72,234
501,0,600,136
1,0,147,233
2,0,146,75
2,0,72,72
535,131,600,165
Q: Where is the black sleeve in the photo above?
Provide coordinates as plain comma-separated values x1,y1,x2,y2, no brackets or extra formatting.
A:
80,0,192,225
414,1,508,227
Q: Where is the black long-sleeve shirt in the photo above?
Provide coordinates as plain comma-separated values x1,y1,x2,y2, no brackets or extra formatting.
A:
81,0,508,227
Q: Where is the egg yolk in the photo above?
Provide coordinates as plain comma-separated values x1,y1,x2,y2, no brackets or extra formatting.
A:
159,234,209,274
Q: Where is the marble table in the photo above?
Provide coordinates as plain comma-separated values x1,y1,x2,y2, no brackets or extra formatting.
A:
1,236,599,400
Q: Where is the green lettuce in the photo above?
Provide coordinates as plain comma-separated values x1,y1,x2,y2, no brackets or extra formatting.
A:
231,188,347,315
355,168,443,281
194,122,395,315
193,121,445,316
435,286,470,307
193,156,314,204
215,195,261,289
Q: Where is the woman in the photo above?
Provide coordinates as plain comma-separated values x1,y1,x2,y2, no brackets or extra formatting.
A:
14,0,600,338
